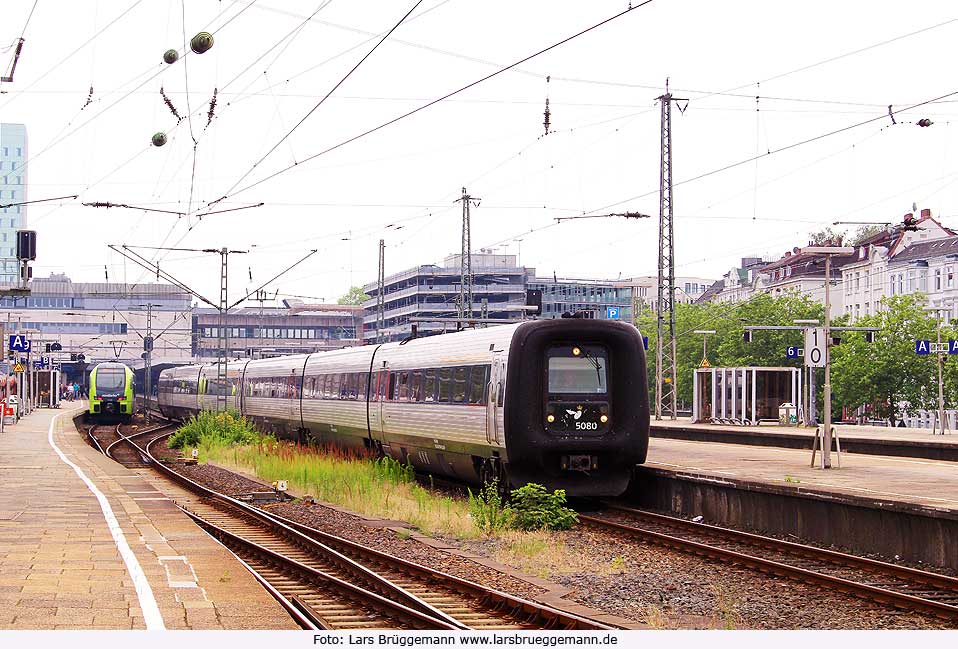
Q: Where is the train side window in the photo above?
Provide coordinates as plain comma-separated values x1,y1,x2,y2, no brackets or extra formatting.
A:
438,368,452,402
314,375,324,400
397,371,409,400
349,373,361,400
468,365,488,404
346,373,355,400
409,370,423,402
452,366,468,403
496,381,503,407
326,374,339,400
378,371,389,401
339,373,350,399
423,369,437,402
359,373,369,400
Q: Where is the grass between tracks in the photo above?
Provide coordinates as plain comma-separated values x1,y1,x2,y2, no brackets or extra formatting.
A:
179,417,478,538
175,411,577,557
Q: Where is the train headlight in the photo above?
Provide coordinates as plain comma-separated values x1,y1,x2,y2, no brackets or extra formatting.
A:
600,414,608,423
546,414,555,423
572,346,581,356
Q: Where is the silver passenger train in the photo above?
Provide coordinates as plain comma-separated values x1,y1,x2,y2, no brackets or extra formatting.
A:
157,319,650,497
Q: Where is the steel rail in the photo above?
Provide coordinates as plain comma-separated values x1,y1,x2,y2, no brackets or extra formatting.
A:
85,424,107,455
583,504,958,619
138,433,467,629
607,503,958,591
181,508,459,630
105,423,175,460
267,508,618,630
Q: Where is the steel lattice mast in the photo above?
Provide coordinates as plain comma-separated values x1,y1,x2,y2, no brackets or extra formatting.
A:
377,239,385,342
655,85,686,420
457,187,479,325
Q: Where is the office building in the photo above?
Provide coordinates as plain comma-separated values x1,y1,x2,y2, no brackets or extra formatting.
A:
0,123,27,283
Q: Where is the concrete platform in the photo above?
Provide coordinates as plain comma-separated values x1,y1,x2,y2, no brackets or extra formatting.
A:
631,437,958,568
0,404,297,630
652,417,958,461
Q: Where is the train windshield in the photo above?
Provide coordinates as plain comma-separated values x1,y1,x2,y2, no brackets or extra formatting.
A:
95,368,126,392
548,347,608,394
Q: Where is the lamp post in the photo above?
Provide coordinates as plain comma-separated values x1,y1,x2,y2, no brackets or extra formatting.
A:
924,306,951,434
802,246,854,468
693,330,716,366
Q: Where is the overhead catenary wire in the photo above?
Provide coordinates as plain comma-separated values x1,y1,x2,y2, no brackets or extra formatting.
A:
585,89,958,216
217,0,427,202
0,0,146,107
203,0,657,210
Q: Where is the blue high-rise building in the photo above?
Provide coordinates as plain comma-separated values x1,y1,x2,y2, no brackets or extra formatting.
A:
0,123,28,283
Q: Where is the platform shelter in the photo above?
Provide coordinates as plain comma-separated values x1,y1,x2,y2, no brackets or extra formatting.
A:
692,366,802,424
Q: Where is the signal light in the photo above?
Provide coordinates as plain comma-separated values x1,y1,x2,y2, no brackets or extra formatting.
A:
743,330,752,343
865,331,876,343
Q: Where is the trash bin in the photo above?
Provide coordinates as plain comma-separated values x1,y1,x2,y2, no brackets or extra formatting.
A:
778,402,797,426
4,396,19,425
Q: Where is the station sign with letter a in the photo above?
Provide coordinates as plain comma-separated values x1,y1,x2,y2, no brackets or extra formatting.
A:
8,335,31,353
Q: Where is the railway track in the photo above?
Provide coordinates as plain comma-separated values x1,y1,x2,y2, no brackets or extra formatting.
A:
96,431,614,631
86,422,175,468
582,503,958,620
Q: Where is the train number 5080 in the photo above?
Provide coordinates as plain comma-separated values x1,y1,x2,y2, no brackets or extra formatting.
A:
575,421,598,430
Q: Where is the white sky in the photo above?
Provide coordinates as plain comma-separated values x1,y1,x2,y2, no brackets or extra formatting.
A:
2,0,957,306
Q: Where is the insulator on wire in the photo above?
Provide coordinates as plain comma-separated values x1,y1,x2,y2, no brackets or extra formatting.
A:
163,49,179,64
152,132,167,147
543,74,552,136
190,32,214,54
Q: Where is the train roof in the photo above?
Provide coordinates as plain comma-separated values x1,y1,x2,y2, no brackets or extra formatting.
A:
91,361,132,370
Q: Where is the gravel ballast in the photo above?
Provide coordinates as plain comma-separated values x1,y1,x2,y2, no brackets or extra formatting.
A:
159,453,956,630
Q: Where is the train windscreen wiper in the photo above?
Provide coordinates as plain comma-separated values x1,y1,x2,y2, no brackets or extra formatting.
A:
581,349,603,389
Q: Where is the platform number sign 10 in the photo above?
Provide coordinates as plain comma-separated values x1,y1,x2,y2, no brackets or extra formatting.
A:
804,327,826,368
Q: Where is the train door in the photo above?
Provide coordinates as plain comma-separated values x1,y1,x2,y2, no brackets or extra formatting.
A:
369,364,388,444
486,354,505,445
290,362,305,426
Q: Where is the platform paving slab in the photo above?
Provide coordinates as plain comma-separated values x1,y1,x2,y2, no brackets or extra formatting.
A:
652,417,958,461
646,437,958,512
0,406,297,630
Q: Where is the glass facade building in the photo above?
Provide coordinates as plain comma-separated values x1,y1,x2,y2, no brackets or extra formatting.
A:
0,123,27,283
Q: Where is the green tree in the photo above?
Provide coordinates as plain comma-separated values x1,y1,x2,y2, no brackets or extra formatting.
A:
851,225,884,245
808,227,846,246
831,294,939,424
635,292,829,408
337,286,370,306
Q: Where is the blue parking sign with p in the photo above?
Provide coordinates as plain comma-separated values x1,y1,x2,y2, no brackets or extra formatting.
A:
606,306,620,319
8,335,30,353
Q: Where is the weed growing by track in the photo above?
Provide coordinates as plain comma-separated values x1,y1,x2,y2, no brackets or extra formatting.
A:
167,411,266,450
203,441,479,538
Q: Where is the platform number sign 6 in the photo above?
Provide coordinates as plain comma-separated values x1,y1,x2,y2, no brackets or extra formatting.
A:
804,327,826,368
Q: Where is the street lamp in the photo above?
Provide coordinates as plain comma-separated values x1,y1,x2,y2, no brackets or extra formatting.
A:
693,330,716,366
802,245,854,469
